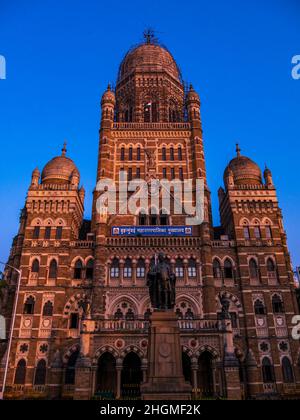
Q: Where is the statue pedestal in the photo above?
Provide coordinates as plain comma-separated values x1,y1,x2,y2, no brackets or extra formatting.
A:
141,311,192,400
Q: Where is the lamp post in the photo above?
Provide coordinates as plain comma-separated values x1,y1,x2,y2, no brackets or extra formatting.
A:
0,262,22,400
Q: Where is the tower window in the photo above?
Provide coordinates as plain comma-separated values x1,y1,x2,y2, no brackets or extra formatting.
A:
14,359,26,385
224,259,234,279
162,168,167,178
175,259,184,278
31,259,40,273
170,147,175,161
55,227,63,240
137,147,141,161
171,168,175,180
136,168,141,179
144,102,158,122
43,300,54,317
243,226,250,240
282,357,294,383
33,226,40,239
86,259,94,280
178,147,183,161
254,226,261,239
129,147,133,161
179,167,184,181
74,260,83,279
34,359,47,386
128,168,133,181
249,259,259,280
44,227,51,240
262,357,275,383
265,226,272,239
49,260,58,279
23,296,35,315
213,259,222,279
162,147,167,161
272,294,284,313
121,147,125,161
254,299,266,315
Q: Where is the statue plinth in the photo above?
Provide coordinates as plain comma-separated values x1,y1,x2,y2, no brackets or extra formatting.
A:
141,310,192,400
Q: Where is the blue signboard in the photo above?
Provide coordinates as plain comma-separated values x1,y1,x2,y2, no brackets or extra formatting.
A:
111,226,193,237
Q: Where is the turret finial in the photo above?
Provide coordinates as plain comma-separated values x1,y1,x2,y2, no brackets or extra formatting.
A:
236,143,241,157
62,141,67,157
143,28,156,44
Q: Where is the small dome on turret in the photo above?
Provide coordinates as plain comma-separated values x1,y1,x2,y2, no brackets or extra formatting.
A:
224,144,262,187
186,85,200,103
101,84,116,106
41,143,80,185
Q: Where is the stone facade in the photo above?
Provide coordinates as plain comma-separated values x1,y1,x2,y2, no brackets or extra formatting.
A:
0,36,299,400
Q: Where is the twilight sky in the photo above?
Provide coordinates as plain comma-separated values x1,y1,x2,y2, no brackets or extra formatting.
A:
0,0,299,267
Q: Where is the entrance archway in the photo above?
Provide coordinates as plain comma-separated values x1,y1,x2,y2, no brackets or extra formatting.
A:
198,351,214,397
96,352,117,398
121,352,142,399
182,352,192,384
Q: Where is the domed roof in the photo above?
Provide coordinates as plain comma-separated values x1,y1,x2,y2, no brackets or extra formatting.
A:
224,145,262,186
101,84,116,105
118,41,182,83
41,144,79,184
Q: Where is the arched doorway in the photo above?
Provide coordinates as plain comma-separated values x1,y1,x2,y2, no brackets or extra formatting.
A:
96,352,117,398
182,353,192,385
65,349,79,385
198,351,214,397
121,353,142,399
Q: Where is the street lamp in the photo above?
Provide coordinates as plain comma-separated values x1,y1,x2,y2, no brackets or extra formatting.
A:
0,261,22,400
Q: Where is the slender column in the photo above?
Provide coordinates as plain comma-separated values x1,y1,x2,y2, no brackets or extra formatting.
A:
183,259,189,286
116,358,123,400
191,358,198,397
132,259,137,286
119,259,124,286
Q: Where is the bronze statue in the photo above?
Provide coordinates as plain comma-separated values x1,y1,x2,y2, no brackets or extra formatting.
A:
147,253,176,310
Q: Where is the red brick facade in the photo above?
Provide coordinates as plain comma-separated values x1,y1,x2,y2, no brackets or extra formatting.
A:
0,37,299,400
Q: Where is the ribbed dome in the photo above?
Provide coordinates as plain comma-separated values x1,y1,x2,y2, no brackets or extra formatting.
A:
224,146,262,186
118,43,181,83
41,145,79,184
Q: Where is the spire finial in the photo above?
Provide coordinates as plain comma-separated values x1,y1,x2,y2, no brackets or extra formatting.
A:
143,28,156,44
236,143,241,157
62,141,67,157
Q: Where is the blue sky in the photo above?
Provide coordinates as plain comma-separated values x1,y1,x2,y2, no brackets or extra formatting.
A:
0,0,299,266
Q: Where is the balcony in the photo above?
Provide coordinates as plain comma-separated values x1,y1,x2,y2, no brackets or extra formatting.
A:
113,122,191,130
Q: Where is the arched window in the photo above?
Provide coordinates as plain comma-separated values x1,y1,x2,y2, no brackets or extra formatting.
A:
282,357,294,383
65,350,79,385
124,258,132,278
129,147,133,161
254,226,261,239
31,259,40,273
265,226,272,239
23,296,35,315
14,359,26,385
111,258,119,278
213,259,222,279
176,308,184,319
125,308,135,320
138,210,147,226
249,259,259,280
267,258,277,283
254,299,266,315
121,147,125,161
49,260,58,279
34,359,47,385
137,258,145,278
178,147,183,161
188,259,197,278
170,147,175,161
137,147,141,161
162,147,167,161
262,357,275,383
224,259,234,279
144,102,158,122
42,301,53,316
272,294,284,313
185,308,194,320
243,226,250,240
86,259,94,280
160,210,169,226
33,226,40,239
114,308,123,320
74,260,83,279
175,259,184,278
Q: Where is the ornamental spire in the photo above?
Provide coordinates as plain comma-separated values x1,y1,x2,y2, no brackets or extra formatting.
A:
236,143,241,157
61,141,67,157
143,28,156,44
